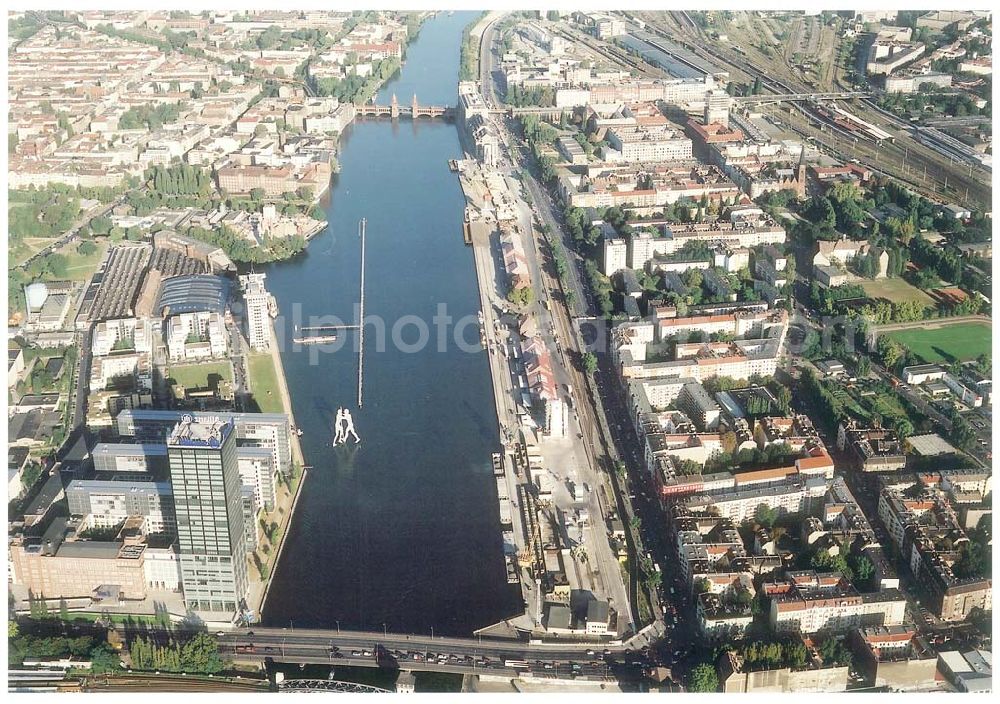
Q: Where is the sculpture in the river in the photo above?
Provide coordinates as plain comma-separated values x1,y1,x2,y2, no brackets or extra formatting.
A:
333,408,346,445
332,407,361,446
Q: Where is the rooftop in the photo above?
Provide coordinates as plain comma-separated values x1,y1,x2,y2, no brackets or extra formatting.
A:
166,415,233,448
156,274,230,317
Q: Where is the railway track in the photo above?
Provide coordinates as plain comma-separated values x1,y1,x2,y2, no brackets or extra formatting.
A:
553,25,652,77
673,11,700,36
82,673,270,692
640,13,987,207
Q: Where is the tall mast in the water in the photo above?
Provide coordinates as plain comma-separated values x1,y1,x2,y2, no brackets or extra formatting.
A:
357,217,366,408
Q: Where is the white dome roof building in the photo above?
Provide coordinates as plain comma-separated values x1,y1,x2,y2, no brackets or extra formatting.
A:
24,282,49,311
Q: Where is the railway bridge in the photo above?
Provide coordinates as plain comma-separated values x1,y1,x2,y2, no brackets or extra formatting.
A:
354,93,454,119
279,679,392,693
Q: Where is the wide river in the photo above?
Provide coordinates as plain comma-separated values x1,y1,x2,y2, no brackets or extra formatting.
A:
261,11,521,636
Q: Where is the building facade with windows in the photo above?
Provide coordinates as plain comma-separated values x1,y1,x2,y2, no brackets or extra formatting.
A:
167,416,248,621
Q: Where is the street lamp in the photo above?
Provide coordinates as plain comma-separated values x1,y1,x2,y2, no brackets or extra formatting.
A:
336,620,341,634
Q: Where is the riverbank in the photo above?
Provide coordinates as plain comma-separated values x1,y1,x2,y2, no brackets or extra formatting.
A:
462,177,540,638
245,319,308,620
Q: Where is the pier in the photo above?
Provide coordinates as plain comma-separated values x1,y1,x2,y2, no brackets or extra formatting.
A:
354,93,455,120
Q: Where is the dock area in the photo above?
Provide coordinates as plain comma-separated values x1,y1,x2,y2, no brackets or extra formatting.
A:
455,152,633,639
303,219,328,241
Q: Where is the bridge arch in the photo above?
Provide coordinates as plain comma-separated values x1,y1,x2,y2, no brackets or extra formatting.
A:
280,679,392,693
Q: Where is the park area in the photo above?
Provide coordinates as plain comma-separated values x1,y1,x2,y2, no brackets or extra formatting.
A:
166,361,232,390
886,321,991,364
860,278,936,307
55,240,109,282
248,353,283,413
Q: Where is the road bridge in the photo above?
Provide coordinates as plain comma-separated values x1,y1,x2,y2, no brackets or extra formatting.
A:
354,93,454,119
219,627,635,680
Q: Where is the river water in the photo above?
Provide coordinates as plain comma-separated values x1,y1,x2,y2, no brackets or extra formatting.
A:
261,11,520,636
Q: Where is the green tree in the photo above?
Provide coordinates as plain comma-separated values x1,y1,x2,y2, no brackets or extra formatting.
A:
687,663,719,692
754,504,779,528
810,549,854,581
90,643,121,674
582,351,598,375
179,633,224,674
852,554,876,587
506,285,533,306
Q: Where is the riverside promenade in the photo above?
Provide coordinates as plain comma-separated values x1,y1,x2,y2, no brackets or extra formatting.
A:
246,320,309,620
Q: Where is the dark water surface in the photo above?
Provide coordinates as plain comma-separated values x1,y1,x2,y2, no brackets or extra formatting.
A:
262,11,520,636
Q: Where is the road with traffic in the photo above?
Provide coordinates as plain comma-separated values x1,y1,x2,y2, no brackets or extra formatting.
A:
217,627,646,681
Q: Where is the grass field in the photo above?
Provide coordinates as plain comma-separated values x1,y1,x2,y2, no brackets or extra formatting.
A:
248,353,283,413
15,237,57,261
860,278,936,306
887,322,992,363
166,361,232,390
53,240,110,282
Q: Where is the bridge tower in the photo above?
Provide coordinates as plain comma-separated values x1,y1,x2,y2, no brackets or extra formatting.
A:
390,94,399,119
411,93,419,118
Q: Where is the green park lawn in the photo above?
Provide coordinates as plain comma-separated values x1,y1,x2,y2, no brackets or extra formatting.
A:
860,278,936,307
887,322,991,364
166,361,232,390
248,353,283,413
55,240,110,282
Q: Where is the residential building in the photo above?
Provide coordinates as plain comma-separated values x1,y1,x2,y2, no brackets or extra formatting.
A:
837,422,906,473
878,489,992,621
66,479,176,536
849,625,939,691
766,570,907,634
91,318,155,357
677,382,721,431
239,272,272,351
683,474,828,524
117,409,293,477
604,125,693,163
866,38,926,76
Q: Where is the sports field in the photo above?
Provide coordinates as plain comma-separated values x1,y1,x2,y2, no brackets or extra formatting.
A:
860,278,936,306
886,322,991,363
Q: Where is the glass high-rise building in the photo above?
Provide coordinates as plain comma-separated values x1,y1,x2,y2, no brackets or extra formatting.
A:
166,415,248,620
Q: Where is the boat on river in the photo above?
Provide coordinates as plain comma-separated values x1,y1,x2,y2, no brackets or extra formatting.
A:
293,334,337,344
